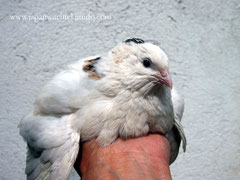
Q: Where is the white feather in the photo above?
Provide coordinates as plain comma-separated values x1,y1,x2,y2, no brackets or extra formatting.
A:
166,87,186,164
19,40,186,179
19,113,80,180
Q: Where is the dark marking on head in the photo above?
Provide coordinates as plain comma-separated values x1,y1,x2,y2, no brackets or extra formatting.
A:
125,38,145,44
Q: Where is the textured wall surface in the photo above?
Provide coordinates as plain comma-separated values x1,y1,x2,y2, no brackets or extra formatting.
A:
0,0,239,179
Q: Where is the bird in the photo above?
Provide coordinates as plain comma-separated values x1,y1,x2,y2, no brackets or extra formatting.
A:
19,38,186,180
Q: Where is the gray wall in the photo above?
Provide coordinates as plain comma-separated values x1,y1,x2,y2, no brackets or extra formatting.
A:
0,0,239,179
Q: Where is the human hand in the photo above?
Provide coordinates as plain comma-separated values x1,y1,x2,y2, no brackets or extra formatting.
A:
75,134,171,180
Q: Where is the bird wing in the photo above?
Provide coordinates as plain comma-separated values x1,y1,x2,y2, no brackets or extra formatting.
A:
34,56,101,116
19,113,80,180
19,56,102,179
167,87,187,164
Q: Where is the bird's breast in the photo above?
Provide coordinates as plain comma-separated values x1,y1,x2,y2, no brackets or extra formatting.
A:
79,86,174,142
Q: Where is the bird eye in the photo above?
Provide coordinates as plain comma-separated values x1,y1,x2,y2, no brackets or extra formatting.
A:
142,58,151,68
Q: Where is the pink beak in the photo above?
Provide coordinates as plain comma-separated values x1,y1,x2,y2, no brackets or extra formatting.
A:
158,69,173,89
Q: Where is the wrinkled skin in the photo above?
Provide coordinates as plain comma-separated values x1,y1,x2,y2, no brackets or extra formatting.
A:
77,134,171,180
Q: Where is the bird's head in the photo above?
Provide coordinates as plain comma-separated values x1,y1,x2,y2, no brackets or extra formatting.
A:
106,38,172,94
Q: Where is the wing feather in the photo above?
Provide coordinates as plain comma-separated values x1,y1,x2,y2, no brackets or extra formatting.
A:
34,56,101,116
167,87,187,164
19,113,80,180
